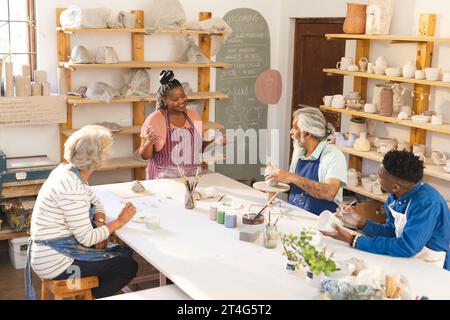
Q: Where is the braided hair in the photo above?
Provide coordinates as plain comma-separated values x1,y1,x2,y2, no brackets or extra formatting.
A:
156,70,182,110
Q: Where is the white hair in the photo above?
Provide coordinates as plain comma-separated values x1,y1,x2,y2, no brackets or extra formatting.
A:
64,125,113,171
293,107,335,141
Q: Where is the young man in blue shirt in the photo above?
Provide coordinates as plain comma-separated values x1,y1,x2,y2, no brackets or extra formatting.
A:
322,150,450,270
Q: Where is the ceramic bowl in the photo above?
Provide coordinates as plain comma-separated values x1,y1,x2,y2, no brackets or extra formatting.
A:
425,67,441,81
411,115,430,123
385,67,402,77
373,137,398,149
373,66,386,75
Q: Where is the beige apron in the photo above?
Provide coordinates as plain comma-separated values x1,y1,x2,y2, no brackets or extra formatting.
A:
389,199,446,268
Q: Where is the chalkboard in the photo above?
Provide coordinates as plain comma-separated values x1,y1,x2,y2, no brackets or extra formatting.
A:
215,8,270,183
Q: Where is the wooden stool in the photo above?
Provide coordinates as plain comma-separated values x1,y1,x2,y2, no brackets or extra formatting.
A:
41,276,99,300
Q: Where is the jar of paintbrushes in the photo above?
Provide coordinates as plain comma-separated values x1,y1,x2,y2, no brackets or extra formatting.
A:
178,166,200,210
263,211,279,249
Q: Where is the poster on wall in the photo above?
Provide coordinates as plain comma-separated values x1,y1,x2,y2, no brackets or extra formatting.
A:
0,96,67,127
215,8,270,183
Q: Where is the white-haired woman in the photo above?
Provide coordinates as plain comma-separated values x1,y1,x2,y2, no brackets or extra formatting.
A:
266,107,347,215
26,125,138,299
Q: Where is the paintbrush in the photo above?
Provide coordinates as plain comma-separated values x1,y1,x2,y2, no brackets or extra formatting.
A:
218,194,225,202
343,200,357,212
177,166,190,191
253,193,278,220
193,166,200,190
274,215,280,227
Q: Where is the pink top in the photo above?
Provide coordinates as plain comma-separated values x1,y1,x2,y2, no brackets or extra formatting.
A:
140,109,203,152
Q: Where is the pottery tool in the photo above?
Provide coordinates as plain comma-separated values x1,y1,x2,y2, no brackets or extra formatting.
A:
253,193,278,220
343,200,357,211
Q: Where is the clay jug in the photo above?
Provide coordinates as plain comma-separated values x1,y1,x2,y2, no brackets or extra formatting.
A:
343,3,367,34
379,87,394,117
353,132,371,152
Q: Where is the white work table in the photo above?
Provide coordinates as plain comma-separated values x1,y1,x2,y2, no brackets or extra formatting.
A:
93,173,450,300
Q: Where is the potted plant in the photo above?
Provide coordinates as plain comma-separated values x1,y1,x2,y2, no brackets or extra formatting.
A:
281,228,339,286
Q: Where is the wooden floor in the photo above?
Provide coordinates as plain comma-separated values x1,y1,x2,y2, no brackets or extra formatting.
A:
0,241,160,300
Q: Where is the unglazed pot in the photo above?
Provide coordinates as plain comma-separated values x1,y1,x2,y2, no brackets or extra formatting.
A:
343,3,367,34
379,87,394,116
354,133,371,152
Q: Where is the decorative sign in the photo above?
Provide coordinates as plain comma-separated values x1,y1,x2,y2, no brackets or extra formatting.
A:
255,69,282,104
0,96,67,127
215,8,270,182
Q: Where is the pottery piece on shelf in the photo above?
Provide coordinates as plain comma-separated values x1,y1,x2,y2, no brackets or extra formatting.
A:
411,115,430,124
373,137,398,149
375,56,388,69
379,87,393,116
336,133,357,148
385,67,402,77
348,118,368,137
412,144,426,155
400,106,412,117
397,112,409,120
443,72,450,83
431,151,447,166
397,142,411,152
337,57,353,71
359,57,368,72
365,0,394,35
425,68,441,81
367,62,374,74
364,103,377,113
353,132,371,152
70,45,90,64
389,82,404,114
343,3,367,34
431,114,443,125
332,94,346,108
402,60,416,78
415,70,425,80
347,64,360,72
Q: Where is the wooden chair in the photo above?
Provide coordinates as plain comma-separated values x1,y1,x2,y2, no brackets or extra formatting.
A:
41,276,99,300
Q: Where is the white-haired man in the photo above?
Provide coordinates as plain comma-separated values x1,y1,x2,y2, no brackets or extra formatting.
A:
266,107,347,215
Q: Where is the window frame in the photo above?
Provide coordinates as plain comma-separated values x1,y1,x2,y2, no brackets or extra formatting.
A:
0,0,37,75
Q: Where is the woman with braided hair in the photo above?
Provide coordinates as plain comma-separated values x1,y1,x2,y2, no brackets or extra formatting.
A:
139,70,212,179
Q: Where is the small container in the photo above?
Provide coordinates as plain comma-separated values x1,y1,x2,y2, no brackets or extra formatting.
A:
263,224,278,249
216,209,225,224
209,204,218,221
239,229,259,242
224,211,237,228
185,189,196,210
145,216,160,230
242,213,265,233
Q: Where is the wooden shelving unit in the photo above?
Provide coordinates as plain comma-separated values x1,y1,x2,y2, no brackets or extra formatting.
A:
320,106,450,135
345,185,388,203
0,229,28,241
59,61,230,70
323,14,450,201
336,146,450,182
57,8,228,180
1,179,46,199
67,92,228,105
323,68,450,89
56,27,226,36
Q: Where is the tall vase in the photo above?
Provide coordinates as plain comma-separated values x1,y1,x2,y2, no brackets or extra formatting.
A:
343,3,367,34
379,87,394,117
353,132,371,152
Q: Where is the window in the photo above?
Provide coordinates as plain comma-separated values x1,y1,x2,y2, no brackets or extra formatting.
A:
0,0,36,75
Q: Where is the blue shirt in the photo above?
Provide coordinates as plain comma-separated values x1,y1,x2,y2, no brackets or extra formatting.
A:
356,182,450,270
289,140,348,203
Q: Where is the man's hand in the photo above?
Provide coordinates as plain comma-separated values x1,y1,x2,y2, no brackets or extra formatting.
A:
265,169,294,184
336,203,366,229
320,224,355,245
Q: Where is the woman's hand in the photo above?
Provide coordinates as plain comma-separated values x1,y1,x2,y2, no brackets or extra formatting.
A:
117,202,137,227
146,127,160,145
265,168,294,184
95,239,108,249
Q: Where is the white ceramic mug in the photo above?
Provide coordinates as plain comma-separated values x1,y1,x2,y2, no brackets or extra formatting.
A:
415,70,425,80
323,95,333,107
332,95,345,108
364,103,377,113
431,114,443,125
367,62,374,74
425,67,441,81
317,210,344,232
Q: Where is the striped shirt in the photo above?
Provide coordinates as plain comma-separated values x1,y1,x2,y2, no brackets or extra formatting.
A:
30,164,110,280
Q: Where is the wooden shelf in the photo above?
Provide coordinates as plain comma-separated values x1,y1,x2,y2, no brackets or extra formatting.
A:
321,106,450,135
56,27,226,36
67,92,228,105
323,68,450,89
345,185,388,203
1,179,46,199
97,157,147,171
59,61,230,70
325,33,450,42
336,145,450,182
0,228,28,241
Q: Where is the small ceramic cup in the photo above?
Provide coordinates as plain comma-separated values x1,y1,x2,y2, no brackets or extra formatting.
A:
367,62,374,74
415,70,425,80
323,95,333,107
425,67,441,81
364,103,377,113
317,210,344,232
431,114,443,125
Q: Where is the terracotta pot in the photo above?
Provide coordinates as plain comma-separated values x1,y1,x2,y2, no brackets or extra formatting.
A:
343,3,367,34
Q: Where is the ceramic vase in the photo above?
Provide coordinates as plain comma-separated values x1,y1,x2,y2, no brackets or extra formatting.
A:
343,3,367,34
379,87,394,116
353,132,371,152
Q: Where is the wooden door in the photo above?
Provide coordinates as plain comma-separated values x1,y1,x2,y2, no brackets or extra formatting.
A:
291,18,346,131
